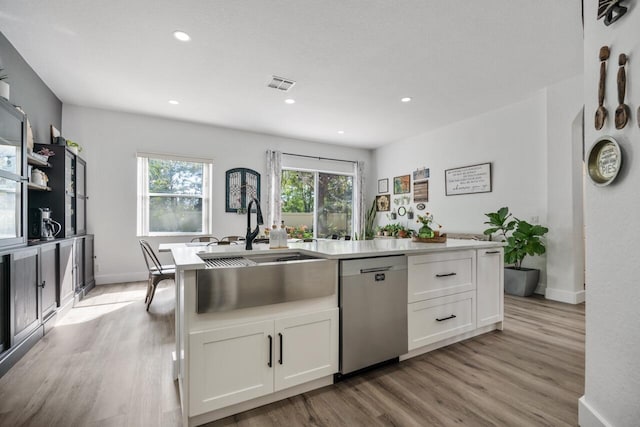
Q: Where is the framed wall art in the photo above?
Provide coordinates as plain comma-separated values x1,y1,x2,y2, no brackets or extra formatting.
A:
413,167,429,182
393,175,410,194
378,178,389,193
445,162,492,196
413,180,429,202
376,194,391,212
225,168,260,212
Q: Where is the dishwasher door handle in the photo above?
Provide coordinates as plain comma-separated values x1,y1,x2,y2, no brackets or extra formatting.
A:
360,266,392,274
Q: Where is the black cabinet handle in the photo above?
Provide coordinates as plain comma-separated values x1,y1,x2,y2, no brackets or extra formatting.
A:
436,272,457,278
485,250,500,254
436,314,457,322
278,333,283,365
40,280,46,288
267,335,273,367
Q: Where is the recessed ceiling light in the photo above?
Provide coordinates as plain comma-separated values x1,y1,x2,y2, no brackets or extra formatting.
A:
168,100,179,105
401,97,412,103
173,31,191,42
337,130,345,135
284,99,296,104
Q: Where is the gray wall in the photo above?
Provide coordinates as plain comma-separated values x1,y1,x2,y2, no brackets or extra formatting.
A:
0,31,62,144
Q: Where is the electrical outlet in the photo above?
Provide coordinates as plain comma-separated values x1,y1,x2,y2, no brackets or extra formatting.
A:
95,263,100,272
530,216,539,224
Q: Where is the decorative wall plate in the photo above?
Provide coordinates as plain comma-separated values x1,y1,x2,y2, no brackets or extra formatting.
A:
587,136,622,186
416,203,426,210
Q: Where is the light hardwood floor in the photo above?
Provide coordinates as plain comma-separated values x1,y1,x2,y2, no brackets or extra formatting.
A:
0,282,584,427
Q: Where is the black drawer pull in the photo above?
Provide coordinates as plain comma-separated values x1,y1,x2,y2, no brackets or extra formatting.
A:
267,335,273,367
278,333,283,365
485,250,500,254
40,280,46,289
436,272,457,278
436,314,457,322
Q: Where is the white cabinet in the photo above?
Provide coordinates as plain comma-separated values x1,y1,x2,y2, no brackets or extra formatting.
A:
189,308,338,416
408,291,476,350
274,309,338,390
408,250,476,302
477,248,504,327
189,320,274,415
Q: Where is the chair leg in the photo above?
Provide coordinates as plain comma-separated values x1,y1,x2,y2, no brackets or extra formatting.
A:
146,277,160,311
144,276,152,303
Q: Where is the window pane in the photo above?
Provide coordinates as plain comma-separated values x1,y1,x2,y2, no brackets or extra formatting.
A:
281,170,314,235
317,173,352,238
148,159,203,194
149,196,202,233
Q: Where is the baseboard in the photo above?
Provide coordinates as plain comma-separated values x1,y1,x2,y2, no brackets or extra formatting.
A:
579,396,612,427
95,271,147,285
545,287,585,304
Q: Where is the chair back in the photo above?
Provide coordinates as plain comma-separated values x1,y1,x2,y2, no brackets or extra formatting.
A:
191,236,219,242
220,235,245,243
139,240,166,274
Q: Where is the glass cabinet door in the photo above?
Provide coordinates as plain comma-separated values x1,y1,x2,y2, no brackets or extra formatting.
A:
0,177,21,239
0,98,25,247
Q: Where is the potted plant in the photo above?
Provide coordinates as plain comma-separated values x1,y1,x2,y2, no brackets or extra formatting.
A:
66,139,82,155
364,199,377,239
483,207,549,296
396,225,413,238
416,213,442,238
0,68,9,101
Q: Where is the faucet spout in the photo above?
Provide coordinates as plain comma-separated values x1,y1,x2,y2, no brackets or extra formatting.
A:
245,198,264,250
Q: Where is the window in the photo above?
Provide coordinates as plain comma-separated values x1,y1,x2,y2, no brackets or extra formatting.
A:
281,169,353,239
137,153,212,236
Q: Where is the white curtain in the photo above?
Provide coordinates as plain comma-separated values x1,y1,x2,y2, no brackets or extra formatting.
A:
354,160,366,239
266,150,282,227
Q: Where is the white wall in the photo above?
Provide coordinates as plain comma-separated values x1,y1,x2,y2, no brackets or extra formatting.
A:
545,75,585,304
61,105,372,284
374,93,550,287
580,3,640,426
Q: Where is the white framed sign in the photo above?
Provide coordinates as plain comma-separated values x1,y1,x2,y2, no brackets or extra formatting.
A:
445,162,492,196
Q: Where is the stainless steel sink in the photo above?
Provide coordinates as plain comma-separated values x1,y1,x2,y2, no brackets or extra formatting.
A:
196,252,337,313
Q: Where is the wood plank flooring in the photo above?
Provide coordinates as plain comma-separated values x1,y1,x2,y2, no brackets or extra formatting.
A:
0,283,584,427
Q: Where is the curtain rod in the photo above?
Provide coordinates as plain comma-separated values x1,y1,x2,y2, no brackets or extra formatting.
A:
282,152,356,164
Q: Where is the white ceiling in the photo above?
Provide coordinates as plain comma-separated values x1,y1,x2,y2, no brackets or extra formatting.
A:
0,0,583,149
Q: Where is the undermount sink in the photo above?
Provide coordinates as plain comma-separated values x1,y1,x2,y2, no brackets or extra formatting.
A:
196,252,337,313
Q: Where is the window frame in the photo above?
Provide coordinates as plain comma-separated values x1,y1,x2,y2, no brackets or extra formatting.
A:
281,166,355,239
136,152,213,237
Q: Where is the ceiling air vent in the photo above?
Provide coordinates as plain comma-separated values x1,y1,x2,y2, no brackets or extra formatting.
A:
267,76,296,92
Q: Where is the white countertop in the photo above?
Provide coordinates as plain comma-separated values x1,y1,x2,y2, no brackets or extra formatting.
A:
162,238,504,270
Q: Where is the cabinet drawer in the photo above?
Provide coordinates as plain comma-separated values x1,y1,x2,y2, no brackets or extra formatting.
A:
408,291,476,350
408,250,476,302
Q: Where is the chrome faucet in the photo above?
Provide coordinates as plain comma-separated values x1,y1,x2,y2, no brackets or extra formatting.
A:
245,197,264,250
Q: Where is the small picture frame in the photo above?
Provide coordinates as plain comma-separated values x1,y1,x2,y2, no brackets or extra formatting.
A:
376,194,391,211
413,168,429,182
378,178,389,194
393,175,411,194
413,180,429,202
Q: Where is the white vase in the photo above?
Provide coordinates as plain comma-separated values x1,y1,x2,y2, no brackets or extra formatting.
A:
0,81,9,101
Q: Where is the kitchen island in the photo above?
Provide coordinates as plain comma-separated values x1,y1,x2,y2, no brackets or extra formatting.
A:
167,238,504,427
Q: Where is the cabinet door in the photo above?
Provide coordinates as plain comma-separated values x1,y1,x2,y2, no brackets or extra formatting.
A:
477,248,504,327
189,320,274,416
0,256,8,353
59,241,74,304
84,235,94,286
10,248,40,345
274,308,338,391
74,238,84,291
408,291,476,350
408,250,476,302
40,244,58,319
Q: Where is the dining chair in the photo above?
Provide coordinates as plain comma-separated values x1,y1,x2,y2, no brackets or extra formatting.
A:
220,236,245,244
191,236,219,243
139,240,176,311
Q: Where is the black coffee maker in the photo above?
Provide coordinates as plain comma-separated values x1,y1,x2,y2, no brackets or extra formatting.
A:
37,208,61,241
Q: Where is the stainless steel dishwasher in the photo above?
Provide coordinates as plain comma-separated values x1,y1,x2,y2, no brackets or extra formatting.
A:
339,255,408,375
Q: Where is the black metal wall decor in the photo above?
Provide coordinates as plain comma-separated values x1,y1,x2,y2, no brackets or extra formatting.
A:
597,0,628,26
225,168,260,213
